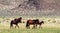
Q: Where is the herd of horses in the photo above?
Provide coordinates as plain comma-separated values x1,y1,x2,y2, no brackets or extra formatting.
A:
10,17,44,29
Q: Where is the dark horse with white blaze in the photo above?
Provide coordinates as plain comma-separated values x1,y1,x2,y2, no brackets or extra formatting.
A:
26,19,44,28
10,17,22,28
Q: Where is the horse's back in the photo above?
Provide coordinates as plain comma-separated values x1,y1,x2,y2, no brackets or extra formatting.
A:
27,20,34,24
33,19,39,23
27,19,39,24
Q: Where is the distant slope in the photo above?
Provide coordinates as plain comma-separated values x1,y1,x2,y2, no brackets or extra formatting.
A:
0,0,60,16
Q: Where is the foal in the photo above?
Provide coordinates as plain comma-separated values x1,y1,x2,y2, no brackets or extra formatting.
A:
36,21,44,28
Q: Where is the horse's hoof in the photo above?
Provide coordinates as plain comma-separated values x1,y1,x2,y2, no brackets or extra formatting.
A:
23,22,25,23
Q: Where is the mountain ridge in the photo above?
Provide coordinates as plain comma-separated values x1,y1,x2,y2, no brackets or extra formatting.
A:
0,0,60,16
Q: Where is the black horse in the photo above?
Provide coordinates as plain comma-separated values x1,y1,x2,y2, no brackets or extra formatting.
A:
10,17,22,29
26,19,44,29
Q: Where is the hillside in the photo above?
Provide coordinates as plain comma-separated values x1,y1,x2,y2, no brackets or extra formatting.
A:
0,0,60,17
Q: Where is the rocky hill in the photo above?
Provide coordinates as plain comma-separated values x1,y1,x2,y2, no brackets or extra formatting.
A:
0,0,60,17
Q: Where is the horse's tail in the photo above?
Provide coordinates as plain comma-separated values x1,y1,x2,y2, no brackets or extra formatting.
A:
26,21,29,28
10,21,13,28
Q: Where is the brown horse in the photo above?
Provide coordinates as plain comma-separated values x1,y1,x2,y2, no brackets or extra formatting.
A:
10,17,22,29
26,19,39,29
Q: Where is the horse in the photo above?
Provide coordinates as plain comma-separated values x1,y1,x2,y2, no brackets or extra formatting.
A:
26,19,39,29
36,21,44,28
10,17,22,29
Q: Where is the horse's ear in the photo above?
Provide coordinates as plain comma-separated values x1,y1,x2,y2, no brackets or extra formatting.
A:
20,17,22,19
42,21,44,23
36,19,39,20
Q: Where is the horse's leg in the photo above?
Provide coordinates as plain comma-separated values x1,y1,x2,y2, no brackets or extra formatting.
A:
27,24,30,29
15,25,19,28
26,24,30,29
15,25,16,28
10,25,13,29
39,25,40,28
26,22,30,29
10,23,13,29
28,25,30,29
15,24,19,28
39,25,42,29
32,24,35,29
35,24,37,29
15,24,17,28
17,24,19,28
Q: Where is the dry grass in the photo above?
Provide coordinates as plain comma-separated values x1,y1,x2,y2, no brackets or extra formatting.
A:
0,17,60,33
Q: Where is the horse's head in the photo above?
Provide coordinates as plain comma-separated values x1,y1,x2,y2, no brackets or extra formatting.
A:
41,21,44,24
19,17,22,19
18,17,22,23
35,19,39,21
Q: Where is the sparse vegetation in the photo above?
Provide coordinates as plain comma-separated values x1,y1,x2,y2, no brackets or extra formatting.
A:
0,28,60,33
